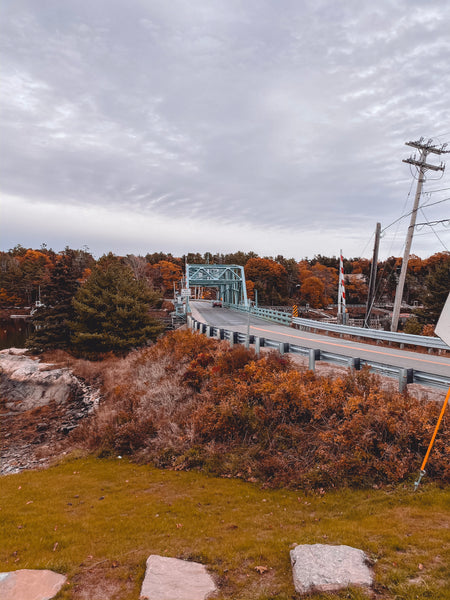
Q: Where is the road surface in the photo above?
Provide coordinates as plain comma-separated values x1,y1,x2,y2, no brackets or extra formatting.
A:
190,301,450,379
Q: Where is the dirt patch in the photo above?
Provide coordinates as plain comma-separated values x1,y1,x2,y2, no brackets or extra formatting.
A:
71,563,135,600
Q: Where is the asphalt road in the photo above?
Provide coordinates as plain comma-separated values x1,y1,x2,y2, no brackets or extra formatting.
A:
190,301,450,379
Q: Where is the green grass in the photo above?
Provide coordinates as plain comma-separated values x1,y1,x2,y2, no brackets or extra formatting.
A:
0,456,449,599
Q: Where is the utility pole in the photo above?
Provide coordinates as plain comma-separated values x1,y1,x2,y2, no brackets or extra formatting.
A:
391,138,448,332
337,250,346,324
364,222,381,328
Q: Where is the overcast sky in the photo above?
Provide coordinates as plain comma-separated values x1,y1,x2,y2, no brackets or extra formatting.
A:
1,0,450,261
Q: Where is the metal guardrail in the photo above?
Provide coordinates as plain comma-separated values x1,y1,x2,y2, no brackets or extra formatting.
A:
292,317,450,351
188,317,450,392
225,303,449,353
225,303,292,326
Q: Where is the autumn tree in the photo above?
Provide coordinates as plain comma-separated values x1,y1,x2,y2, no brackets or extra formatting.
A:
414,254,450,325
0,253,25,305
297,261,337,306
300,276,325,308
148,260,183,295
244,257,289,305
70,255,163,356
145,252,182,267
26,248,94,352
17,249,54,304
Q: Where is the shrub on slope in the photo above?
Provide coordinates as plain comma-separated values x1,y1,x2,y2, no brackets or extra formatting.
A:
73,330,449,489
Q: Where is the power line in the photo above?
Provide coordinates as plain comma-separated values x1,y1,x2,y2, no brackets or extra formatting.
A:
417,206,449,251
415,218,450,229
423,186,450,195
381,196,450,233
422,196,450,208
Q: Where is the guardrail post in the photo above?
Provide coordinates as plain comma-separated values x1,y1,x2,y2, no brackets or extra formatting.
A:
349,357,361,370
229,331,238,347
255,337,265,355
399,368,414,392
308,348,321,371
219,328,225,340
206,325,212,337
279,342,289,355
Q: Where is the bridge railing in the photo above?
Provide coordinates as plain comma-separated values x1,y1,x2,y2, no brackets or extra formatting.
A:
292,317,449,352
224,303,292,326
188,316,450,392
225,303,449,353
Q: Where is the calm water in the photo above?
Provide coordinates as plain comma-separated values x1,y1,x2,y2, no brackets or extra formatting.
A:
0,318,32,350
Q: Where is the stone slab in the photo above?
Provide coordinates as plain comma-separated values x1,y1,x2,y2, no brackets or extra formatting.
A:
290,544,373,594
0,569,67,600
140,555,217,600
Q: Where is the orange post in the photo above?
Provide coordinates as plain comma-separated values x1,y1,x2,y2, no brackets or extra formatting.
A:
414,385,450,490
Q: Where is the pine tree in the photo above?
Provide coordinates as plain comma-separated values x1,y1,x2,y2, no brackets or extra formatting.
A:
26,250,84,352
70,256,163,356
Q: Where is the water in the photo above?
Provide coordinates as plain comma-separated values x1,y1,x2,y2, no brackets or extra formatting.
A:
0,318,32,350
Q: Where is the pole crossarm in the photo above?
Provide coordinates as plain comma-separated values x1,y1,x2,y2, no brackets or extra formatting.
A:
406,138,449,154
186,264,248,306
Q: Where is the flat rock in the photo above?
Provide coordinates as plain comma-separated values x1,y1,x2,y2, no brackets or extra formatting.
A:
290,544,373,594
140,555,217,600
0,569,67,600
0,351,77,410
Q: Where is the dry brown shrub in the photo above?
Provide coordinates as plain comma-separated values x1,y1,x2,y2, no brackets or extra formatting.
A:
74,330,450,489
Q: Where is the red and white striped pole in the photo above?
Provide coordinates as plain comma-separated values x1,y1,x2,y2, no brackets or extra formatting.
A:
338,250,346,318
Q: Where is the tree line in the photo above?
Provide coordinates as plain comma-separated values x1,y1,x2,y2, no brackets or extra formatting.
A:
0,244,448,355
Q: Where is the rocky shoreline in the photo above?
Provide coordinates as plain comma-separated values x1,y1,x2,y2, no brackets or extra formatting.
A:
0,348,100,475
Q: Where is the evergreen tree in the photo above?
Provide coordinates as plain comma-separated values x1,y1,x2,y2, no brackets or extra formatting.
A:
26,249,91,352
70,256,163,356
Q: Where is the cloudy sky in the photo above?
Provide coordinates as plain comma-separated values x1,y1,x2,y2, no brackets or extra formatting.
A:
1,0,450,260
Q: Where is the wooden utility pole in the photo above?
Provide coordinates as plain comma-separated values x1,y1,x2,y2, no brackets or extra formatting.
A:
391,139,448,332
364,222,381,328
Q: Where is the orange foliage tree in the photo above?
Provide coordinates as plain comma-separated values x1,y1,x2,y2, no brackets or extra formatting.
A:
300,276,326,308
244,258,289,304
17,249,54,304
148,260,183,295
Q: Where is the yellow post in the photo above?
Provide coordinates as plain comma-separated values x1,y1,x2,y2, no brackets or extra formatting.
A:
414,385,450,490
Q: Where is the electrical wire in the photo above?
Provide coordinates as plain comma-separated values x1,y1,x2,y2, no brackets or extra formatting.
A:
422,196,450,209
381,196,450,233
423,186,450,195
419,218,449,250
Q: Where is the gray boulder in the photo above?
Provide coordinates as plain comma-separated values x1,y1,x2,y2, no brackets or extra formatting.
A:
0,569,67,600
140,555,217,600
290,544,373,594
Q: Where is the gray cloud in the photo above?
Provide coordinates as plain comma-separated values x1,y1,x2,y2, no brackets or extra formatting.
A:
1,0,449,258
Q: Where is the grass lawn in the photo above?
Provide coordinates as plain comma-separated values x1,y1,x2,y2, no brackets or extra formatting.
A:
0,456,448,599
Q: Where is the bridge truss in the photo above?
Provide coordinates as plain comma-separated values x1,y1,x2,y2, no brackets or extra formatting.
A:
186,264,248,307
